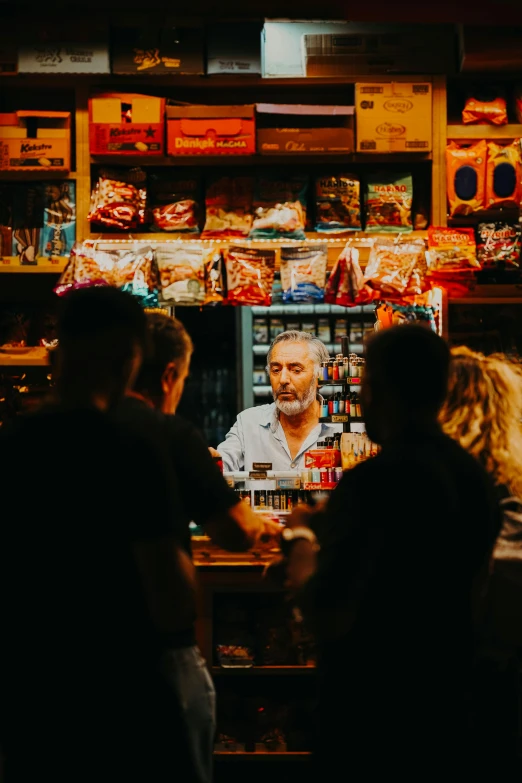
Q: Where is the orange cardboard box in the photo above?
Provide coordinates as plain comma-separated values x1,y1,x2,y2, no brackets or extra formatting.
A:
304,449,342,469
167,105,256,156
0,111,70,170
89,94,165,155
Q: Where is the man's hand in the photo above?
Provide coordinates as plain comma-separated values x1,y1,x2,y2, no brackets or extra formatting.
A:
208,447,221,459
255,514,282,547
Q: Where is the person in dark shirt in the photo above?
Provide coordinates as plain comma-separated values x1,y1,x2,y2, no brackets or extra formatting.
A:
0,287,197,783
282,325,501,779
114,312,280,783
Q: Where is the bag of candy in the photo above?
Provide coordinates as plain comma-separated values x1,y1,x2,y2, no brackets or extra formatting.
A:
155,242,206,304
88,168,147,231
364,173,413,233
280,244,327,303
201,176,254,239
225,246,275,306
315,174,361,232
477,222,522,269
149,174,200,232
486,141,522,209
446,141,487,217
427,227,480,276
462,90,508,125
363,239,423,296
250,174,308,240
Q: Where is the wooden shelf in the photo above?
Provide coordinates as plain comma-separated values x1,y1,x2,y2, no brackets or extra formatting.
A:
0,170,77,181
447,208,520,227
0,260,67,273
448,284,522,304
0,348,50,366
91,153,432,168
447,124,522,141
214,751,310,760
211,666,316,676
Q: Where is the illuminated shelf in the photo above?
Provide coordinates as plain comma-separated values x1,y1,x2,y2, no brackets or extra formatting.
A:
0,171,76,181
92,153,431,167
447,124,522,140
0,259,67,273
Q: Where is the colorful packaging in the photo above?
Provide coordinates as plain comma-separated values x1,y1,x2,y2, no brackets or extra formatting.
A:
204,249,227,305
477,222,522,268
88,167,147,231
250,174,308,239
363,239,424,296
315,174,361,232
325,244,366,307
225,245,275,306
486,141,522,209
446,140,487,217
155,242,207,304
280,244,327,303
427,227,480,273
364,173,413,233
39,181,76,261
201,176,254,238
462,93,508,125
149,174,200,232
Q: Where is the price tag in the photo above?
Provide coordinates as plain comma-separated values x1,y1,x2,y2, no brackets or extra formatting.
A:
276,478,301,490
331,414,348,423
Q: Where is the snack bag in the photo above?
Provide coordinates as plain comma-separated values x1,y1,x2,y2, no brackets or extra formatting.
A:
364,240,424,297
155,242,206,304
477,222,522,269
446,141,487,217
204,249,227,305
315,175,361,232
462,93,508,125
201,176,254,239
149,174,200,232
364,174,413,233
250,175,308,240
486,141,522,209
88,168,147,231
39,181,76,261
280,244,327,303
427,227,480,274
225,246,275,306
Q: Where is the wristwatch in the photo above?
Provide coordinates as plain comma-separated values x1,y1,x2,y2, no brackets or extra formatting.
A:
281,526,320,555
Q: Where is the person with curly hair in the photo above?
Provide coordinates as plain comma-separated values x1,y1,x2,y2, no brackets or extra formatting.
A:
439,345,522,776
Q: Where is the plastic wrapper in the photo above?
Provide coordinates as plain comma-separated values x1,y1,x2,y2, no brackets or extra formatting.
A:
315,174,361,232
155,242,206,304
477,222,522,269
88,168,147,231
39,181,76,261
462,93,508,125
427,227,480,277
250,175,308,240
486,141,522,209
55,241,159,307
201,176,253,238
149,175,200,233
363,240,424,296
225,245,275,306
446,140,486,217
376,302,437,332
325,244,368,306
364,173,413,233
204,249,227,305
280,244,327,303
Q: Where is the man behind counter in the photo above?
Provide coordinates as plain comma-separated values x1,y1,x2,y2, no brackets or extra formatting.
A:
214,331,344,472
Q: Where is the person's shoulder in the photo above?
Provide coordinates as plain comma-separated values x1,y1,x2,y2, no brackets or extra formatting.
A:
163,412,203,441
237,403,274,424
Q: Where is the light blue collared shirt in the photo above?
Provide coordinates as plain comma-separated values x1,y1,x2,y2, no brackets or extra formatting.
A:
217,402,344,473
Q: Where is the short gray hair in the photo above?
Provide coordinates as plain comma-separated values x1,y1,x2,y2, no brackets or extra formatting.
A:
266,330,330,370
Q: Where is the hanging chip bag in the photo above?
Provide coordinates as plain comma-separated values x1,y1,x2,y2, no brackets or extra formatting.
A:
486,141,522,209
225,246,275,306
446,140,487,216
149,174,200,232
280,244,327,303
201,176,254,238
363,240,423,296
250,175,308,240
88,168,147,231
315,174,361,232
364,173,413,233
155,242,206,304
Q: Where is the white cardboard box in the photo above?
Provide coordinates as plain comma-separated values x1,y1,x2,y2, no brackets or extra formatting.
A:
18,42,110,74
261,20,349,78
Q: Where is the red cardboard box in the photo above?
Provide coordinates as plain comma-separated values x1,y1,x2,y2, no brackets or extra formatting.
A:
167,105,255,156
304,449,342,469
89,94,165,155
0,111,70,171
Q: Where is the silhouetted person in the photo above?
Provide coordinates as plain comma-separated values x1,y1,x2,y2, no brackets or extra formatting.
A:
284,325,501,779
0,287,197,782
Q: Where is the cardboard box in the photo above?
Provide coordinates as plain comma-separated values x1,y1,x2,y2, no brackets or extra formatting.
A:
304,449,342,469
18,23,109,73
355,82,432,153
256,104,354,154
0,112,71,171
207,23,262,75
112,25,204,75
261,20,350,78
167,105,256,156
89,94,165,156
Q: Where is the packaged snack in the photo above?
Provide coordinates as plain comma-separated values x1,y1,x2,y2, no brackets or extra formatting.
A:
39,181,76,261
446,141,487,217
364,173,413,233
462,92,508,125
201,176,254,238
155,242,206,304
225,245,275,306
250,175,308,240
363,240,424,296
280,244,327,303
325,243,367,307
315,174,361,232
149,174,200,232
486,141,522,209
203,249,227,305
55,241,158,306
477,222,522,268
427,227,480,273
88,168,147,231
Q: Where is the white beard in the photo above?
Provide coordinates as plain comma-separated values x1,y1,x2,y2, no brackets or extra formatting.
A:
274,383,317,416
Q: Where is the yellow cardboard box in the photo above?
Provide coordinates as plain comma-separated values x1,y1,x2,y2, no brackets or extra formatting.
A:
0,111,71,170
355,83,432,153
